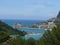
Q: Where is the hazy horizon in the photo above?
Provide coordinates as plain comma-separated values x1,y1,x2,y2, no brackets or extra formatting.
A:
0,0,60,20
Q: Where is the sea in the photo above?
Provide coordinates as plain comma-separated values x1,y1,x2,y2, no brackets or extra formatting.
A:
2,20,46,40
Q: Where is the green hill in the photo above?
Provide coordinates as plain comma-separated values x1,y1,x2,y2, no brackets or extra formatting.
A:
57,11,60,18
0,20,27,43
55,11,60,24
0,20,26,36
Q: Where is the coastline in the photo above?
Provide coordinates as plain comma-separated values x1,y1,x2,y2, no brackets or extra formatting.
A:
17,27,47,30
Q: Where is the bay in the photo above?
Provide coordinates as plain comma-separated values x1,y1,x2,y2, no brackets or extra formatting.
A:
2,20,45,40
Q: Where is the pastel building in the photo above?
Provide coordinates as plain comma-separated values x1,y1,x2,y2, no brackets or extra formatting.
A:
38,21,56,30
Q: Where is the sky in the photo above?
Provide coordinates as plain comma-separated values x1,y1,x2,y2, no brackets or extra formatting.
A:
0,0,60,20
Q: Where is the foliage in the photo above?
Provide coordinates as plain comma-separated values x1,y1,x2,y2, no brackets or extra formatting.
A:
0,13,60,45
0,20,26,36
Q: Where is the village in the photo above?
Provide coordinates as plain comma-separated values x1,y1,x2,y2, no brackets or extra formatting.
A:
13,18,56,31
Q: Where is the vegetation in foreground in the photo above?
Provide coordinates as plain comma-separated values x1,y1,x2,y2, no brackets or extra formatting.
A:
0,20,27,36
0,24,60,45
0,11,60,45
0,20,26,44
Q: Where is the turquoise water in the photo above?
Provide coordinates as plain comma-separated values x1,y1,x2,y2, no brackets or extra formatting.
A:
2,20,45,26
18,28,45,40
2,20,45,40
18,28,45,33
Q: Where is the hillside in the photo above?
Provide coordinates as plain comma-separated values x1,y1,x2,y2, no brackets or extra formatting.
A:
1,22,60,45
57,11,60,18
55,11,60,24
0,20,26,36
0,20,27,43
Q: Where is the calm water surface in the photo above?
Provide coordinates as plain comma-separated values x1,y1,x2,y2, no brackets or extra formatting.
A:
2,20,45,40
18,28,45,40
